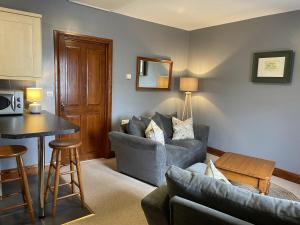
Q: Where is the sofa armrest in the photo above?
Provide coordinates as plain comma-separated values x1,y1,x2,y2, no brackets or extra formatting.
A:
141,185,170,225
170,196,253,225
193,124,209,144
109,131,167,186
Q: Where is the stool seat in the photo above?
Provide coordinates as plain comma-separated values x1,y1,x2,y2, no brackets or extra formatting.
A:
0,145,27,158
49,139,81,149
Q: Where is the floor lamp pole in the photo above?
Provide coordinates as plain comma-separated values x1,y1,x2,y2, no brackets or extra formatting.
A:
182,92,192,120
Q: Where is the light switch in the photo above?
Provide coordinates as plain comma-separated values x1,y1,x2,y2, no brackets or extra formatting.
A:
46,91,54,97
126,74,132,80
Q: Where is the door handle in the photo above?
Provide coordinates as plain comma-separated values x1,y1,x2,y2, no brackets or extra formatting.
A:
60,102,65,111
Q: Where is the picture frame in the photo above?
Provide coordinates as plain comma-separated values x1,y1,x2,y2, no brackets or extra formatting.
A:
252,50,294,83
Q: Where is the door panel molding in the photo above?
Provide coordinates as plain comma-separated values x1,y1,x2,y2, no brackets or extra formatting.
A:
54,30,113,159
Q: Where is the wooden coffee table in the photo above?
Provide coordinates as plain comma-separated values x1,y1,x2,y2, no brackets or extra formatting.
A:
215,152,275,194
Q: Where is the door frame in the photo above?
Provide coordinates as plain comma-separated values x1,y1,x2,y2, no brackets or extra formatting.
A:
53,30,113,158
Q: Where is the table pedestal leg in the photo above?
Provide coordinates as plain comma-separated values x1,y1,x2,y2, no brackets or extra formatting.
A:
38,137,45,218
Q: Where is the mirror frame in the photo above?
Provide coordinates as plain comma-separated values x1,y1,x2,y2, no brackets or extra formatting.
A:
136,56,173,91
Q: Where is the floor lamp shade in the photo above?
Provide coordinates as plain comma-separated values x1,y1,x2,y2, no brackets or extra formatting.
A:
179,77,198,120
180,77,198,92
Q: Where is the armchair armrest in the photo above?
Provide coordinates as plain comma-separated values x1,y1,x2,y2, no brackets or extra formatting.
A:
141,185,170,225
108,131,167,186
193,124,209,144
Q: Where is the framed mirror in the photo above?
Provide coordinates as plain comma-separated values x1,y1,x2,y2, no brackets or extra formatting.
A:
136,56,173,90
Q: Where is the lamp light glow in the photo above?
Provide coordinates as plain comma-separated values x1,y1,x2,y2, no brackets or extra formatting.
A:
26,88,43,113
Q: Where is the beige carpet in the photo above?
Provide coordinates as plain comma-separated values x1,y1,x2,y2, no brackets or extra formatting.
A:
67,158,155,225
65,157,300,225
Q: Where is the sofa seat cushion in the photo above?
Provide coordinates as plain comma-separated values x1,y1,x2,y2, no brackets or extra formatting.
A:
165,139,205,168
166,166,300,225
165,142,203,169
166,139,202,151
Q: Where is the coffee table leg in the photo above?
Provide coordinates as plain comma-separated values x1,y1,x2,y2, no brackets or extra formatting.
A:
258,179,269,195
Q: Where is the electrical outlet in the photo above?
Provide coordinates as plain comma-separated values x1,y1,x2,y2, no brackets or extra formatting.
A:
126,74,132,80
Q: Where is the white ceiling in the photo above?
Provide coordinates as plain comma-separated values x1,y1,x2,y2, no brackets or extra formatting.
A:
69,0,300,30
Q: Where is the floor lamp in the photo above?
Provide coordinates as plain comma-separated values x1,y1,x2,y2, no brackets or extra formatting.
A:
180,77,198,120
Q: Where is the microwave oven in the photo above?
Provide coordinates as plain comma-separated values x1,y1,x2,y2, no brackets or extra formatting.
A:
0,90,24,115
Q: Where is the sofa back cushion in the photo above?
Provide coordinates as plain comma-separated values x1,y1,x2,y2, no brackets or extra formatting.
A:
156,112,177,139
127,116,146,137
166,166,300,225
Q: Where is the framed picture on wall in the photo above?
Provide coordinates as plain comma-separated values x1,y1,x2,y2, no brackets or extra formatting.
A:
252,50,294,83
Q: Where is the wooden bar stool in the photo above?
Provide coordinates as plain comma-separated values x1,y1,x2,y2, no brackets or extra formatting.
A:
0,145,35,224
45,139,84,216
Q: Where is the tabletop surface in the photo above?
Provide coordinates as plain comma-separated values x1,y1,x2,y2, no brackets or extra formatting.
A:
215,152,275,179
0,111,80,139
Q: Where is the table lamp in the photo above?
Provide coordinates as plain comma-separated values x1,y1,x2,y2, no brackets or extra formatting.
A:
26,88,43,114
179,77,198,120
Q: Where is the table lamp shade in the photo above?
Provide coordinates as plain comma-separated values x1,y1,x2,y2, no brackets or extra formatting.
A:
180,77,198,92
26,88,43,102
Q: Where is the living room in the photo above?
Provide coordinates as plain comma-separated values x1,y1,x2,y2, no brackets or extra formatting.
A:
0,0,299,224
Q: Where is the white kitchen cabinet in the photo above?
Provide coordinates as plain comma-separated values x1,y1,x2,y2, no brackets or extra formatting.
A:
0,7,42,80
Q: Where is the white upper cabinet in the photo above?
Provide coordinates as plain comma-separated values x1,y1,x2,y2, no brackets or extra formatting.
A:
0,7,42,80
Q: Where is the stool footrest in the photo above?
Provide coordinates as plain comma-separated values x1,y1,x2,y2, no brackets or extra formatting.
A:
0,177,21,183
53,164,77,171
0,202,27,212
1,191,22,199
60,170,76,176
49,181,74,192
57,193,79,201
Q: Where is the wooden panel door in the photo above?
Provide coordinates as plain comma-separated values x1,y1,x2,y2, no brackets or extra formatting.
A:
55,31,112,160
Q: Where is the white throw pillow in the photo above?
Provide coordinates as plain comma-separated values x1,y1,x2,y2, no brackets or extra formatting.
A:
172,117,194,140
205,160,231,184
145,120,165,145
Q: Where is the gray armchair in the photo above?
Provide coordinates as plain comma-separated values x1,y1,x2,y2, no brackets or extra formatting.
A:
108,124,209,186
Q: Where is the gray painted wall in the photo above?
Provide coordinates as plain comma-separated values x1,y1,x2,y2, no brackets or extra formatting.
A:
189,11,300,174
0,0,188,169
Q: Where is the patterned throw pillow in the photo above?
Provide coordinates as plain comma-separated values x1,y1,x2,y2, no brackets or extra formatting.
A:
145,120,165,145
172,117,194,140
205,160,231,184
